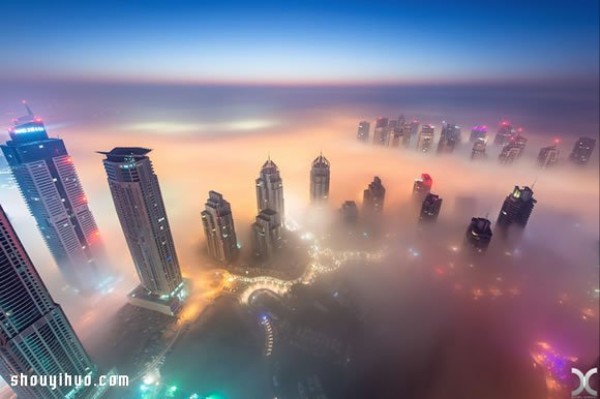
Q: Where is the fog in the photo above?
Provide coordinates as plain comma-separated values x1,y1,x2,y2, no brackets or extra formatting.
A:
0,83,598,397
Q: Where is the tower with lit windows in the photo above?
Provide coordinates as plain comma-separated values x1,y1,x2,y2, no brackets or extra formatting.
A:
256,156,285,223
310,153,330,203
1,103,107,293
496,186,536,231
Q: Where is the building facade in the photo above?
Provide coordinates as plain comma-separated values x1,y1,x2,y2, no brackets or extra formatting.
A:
201,191,239,264
416,125,435,152
310,153,330,203
465,217,493,253
569,137,596,165
362,176,386,215
252,209,283,259
496,186,537,231
256,157,285,223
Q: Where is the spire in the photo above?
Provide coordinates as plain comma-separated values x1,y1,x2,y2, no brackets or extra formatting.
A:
22,100,34,117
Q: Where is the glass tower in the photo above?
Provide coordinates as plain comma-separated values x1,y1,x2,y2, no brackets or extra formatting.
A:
310,153,330,203
201,191,239,264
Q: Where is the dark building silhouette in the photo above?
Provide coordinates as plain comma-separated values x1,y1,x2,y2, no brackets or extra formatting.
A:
493,121,514,146
496,186,537,231
537,145,560,168
469,125,487,142
498,134,527,165
363,176,386,214
373,117,389,146
310,153,330,203
413,173,433,200
419,193,442,222
437,123,461,153
569,137,596,165
340,201,359,224
465,217,493,253
357,121,370,142
252,208,283,259
471,138,487,160
201,191,239,264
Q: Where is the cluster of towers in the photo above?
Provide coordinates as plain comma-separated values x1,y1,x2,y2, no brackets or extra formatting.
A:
356,118,596,167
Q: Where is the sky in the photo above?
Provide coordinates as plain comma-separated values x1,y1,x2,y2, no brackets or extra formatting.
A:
1,0,598,85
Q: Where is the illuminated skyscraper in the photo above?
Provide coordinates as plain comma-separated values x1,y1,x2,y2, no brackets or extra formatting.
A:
569,137,596,165
356,121,370,142
419,193,442,222
465,217,493,253
256,157,285,224
1,103,107,293
471,138,487,160
469,125,487,142
362,176,385,214
537,145,560,168
416,124,435,152
413,173,433,199
252,209,282,259
0,204,97,399
493,121,514,146
340,201,359,224
373,117,389,146
498,134,527,165
437,123,461,153
99,147,185,315
201,191,239,264
496,186,536,231
310,153,330,203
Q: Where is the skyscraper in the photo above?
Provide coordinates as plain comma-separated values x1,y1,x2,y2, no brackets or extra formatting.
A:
0,204,97,399
362,176,386,214
537,145,560,168
569,137,596,165
471,138,487,160
493,121,514,146
340,201,359,224
252,209,283,259
469,125,487,142
465,217,493,253
413,173,433,199
496,186,537,231
201,191,239,264
416,124,435,152
419,193,442,222
373,117,389,146
256,157,285,224
310,153,330,203
437,123,461,153
99,147,185,315
356,121,370,142
1,103,107,293
498,134,527,165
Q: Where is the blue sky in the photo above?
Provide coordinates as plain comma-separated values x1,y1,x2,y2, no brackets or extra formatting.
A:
1,0,598,84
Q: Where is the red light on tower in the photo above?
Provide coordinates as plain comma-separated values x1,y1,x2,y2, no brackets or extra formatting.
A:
553,138,561,145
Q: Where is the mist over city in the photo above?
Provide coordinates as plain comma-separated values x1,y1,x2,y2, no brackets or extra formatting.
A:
0,1,598,399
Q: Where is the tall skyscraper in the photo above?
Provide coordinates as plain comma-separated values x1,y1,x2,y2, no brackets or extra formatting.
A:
252,209,282,259
437,123,461,153
496,186,537,231
373,117,389,146
419,193,442,222
465,217,493,253
99,147,185,315
310,153,330,203
1,103,107,293
537,145,560,168
256,157,285,224
413,173,433,199
498,134,527,165
416,124,435,152
469,125,488,142
340,201,359,224
471,138,487,160
356,121,370,142
493,121,514,146
569,137,596,165
201,191,239,264
0,204,98,399
362,176,386,214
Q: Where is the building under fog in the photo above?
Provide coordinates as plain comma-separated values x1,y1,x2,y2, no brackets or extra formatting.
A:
569,137,596,165
496,186,536,232
357,121,370,142
498,135,527,165
100,147,185,315
256,157,285,224
469,125,487,142
252,208,283,259
537,145,560,168
363,176,386,214
437,123,461,153
310,153,330,203
419,193,442,222
471,138,487,160
340,201,359,224
373,117,390,146
201,191,239,264
0,103,108,293
0,204,101,399
465,217,493,253
413,173,433,199
493,121,514,146
416,124,435,152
